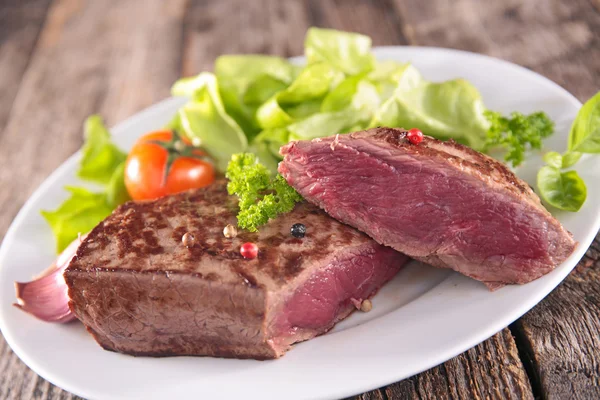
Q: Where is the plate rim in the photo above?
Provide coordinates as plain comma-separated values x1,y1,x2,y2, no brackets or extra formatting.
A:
1,45,596,400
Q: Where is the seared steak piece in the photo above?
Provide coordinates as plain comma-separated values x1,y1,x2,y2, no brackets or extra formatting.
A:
65,182,408,359
279,127,577,289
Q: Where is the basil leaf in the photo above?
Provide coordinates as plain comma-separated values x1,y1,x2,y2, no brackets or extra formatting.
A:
561,151,582,169
543,151,563,169
537,166,587,212
568,91,600,153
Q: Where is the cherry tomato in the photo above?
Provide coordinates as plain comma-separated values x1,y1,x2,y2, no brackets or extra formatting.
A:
124,130,215,201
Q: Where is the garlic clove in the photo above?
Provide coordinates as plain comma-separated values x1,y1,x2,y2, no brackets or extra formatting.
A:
14,272,75,323
13,234,86,323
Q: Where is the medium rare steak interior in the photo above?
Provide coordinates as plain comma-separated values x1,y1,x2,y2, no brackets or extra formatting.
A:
65,182,408,359
279,127,577,289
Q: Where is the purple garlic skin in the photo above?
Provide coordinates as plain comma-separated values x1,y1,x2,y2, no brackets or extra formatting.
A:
14,234,87,323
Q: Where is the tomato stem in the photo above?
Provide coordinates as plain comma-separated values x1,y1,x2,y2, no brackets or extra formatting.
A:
147,130,212,187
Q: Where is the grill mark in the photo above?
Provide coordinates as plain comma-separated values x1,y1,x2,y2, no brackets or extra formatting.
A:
281,252,304,278
68,181,376,287
141,230,163,254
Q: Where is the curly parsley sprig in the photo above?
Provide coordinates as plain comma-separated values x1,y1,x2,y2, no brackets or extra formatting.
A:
226,153,303,232
484,110,554,167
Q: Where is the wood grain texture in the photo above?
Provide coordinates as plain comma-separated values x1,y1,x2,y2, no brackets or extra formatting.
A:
0,0,186,398
0,0,51,137
384,0,600,398
0,0,187,252
350,329,533,400
181,0,410,76
394,0,600,100
0,0,599,399
513,233,600,399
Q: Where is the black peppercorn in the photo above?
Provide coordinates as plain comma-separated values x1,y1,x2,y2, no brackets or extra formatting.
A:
290,223,306,238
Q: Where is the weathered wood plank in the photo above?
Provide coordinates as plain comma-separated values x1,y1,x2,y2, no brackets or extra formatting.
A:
513,233,600,399
181,0,410,77
306,0,411,46
0,0,52,137
1,0,598,399
351,329,533,400
394,0,600,100
0,0,187,398
394,0,600,398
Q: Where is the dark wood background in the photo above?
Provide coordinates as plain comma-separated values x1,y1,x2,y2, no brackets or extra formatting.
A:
0,0,599,398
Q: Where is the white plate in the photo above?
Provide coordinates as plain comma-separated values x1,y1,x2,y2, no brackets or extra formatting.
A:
1,47,598,400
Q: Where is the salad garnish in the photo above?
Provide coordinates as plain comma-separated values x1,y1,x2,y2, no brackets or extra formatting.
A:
41,28,600,250
173,28,560,175
225,153,302,232
536,91,600,211
42,118,215,252
42,116,129,252
484,111,554,167
124,129,215,201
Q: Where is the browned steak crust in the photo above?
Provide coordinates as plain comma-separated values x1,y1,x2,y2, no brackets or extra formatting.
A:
65,181,407,359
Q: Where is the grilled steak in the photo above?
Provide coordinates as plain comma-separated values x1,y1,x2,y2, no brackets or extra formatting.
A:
65,182,408,359
279,127,577,289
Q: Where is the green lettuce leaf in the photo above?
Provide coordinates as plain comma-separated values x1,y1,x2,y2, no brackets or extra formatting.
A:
321,74,380,113
256,63,342,129
367,60,411,101
165,113,183,131
43,117,131,252
173,72,248,171
254,73,381,169
371,67,489,150
247,141,281,176
41,187,113,252
255,96,294,129
568,91,600,153
367,60,409,82
305,28,374,75
77,115,127,184
254,128,290,157
288,108,367,141
284,99,323,120
214,55,296,137
106,161,130,207
243,75,289,105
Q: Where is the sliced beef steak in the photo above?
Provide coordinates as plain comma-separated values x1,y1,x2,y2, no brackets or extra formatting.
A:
65,182,408,359
279,127,576,289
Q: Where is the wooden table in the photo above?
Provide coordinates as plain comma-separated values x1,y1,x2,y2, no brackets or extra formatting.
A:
1,0,599,398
